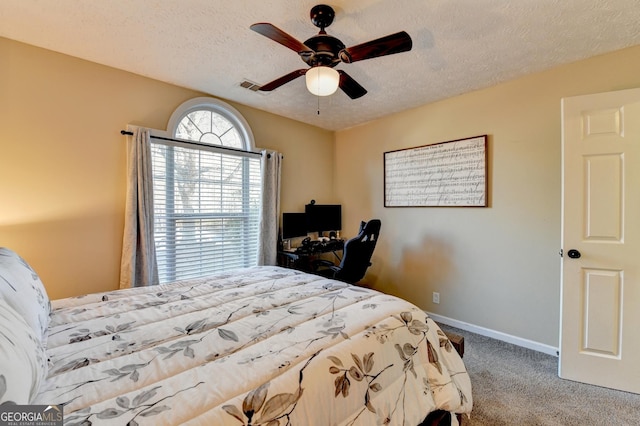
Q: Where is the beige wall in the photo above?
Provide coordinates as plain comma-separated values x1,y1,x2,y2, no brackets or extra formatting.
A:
3,34,640,348
0,37,333,299
335,45,640,347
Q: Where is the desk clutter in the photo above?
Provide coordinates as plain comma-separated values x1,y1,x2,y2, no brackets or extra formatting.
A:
295,237,344,254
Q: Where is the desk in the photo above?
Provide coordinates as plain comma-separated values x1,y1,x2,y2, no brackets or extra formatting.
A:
278,239,344,272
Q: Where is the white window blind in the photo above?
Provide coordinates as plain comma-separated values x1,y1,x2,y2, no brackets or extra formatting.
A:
151,140,261,283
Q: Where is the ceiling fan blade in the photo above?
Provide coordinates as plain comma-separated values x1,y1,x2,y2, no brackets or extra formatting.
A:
338,70,367,99
339,31,412,63
250,23,313,55
259,69,307,92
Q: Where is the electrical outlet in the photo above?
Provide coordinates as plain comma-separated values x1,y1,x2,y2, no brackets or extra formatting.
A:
432,292,440,304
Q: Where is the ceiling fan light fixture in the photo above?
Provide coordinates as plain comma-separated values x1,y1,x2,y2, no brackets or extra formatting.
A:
251,4,412,99
306,66,339,96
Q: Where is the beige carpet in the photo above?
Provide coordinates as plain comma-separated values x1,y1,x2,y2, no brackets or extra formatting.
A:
438,324,640,426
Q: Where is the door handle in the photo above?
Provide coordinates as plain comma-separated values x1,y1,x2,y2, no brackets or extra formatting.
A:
567,249,581,259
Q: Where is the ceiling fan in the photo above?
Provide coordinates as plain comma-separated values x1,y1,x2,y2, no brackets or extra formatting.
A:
250,4,413,99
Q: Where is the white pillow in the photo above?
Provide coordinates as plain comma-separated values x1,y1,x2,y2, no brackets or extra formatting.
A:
0,299,48,404
0,247,51,342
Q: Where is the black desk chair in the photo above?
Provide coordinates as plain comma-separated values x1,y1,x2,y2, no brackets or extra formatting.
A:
314,219,381,284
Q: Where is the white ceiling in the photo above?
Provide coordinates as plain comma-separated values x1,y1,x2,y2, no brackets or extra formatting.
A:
2,0,640,131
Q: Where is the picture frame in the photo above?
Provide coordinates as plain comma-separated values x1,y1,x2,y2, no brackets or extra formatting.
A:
384,135,488,207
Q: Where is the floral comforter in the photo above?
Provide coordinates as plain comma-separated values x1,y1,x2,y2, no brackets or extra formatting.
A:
37,266,472,425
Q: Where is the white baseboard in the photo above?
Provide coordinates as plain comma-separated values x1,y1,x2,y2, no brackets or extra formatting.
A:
426,312,559,357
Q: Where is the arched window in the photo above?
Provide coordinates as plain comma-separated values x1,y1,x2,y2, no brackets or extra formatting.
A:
151,98,260,283
167,97,255,151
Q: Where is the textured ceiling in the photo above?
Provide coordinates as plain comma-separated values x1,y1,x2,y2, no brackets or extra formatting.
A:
2,0,640,131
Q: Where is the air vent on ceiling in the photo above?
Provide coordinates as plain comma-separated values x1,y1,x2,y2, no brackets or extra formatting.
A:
240,80,262,92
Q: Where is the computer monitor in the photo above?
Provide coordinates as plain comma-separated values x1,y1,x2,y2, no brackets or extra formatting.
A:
305,204,342,237
282,212,308,239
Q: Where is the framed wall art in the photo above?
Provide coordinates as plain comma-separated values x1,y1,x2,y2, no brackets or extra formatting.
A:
384,135,488,207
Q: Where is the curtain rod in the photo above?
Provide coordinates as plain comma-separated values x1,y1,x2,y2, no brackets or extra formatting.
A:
120,130,263,158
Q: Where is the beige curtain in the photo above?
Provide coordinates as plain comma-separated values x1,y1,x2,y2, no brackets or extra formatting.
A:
120,128,159,288
257,150,282,265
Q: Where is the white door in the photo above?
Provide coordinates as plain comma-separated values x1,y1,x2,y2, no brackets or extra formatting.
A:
560,88,640,393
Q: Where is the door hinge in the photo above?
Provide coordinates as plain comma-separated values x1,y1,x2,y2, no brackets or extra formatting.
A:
559,249,563,257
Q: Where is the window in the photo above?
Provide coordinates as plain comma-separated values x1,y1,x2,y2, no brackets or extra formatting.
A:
151,98,260,283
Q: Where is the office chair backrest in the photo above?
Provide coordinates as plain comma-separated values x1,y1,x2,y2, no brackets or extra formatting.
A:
334,219,381,284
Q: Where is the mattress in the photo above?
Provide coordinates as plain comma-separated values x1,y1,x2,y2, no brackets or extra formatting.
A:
2,254,471,425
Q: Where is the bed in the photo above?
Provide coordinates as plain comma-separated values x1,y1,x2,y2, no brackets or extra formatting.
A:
0,247,472,425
